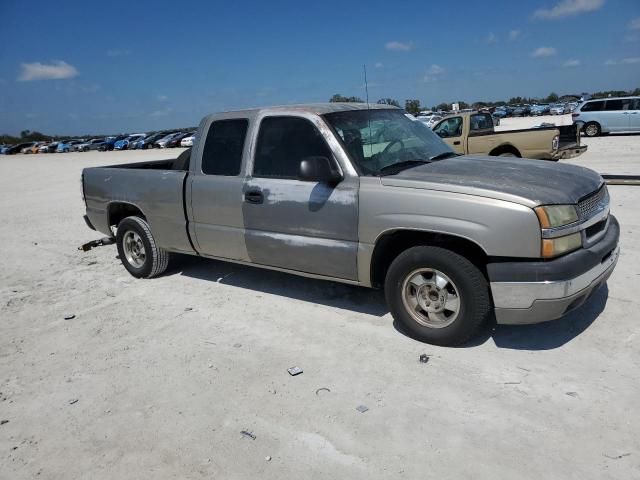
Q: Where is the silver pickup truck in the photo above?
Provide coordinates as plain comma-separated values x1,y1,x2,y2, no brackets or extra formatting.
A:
81,103,619,346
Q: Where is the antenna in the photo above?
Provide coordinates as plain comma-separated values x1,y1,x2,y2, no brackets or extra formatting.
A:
363,64,373,157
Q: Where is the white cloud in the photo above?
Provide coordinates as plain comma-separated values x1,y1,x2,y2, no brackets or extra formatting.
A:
531,46,557,57
385,41,413,51
605,57,640,65
106,49,132,57
18,60,79,81
563,59,581,67
486,32,497,44
374,62,383,68
149,107,172,117
157,94,168,102
630,17,640,30
423,64,445,82
534,0,605,19
508,30,521,40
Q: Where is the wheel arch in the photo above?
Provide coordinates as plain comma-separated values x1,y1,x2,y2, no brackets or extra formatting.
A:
369,229,489,288
107,201,146,230
489,143,521,157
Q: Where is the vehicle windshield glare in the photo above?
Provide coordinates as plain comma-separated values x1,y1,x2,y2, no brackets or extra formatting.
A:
323,109,454,176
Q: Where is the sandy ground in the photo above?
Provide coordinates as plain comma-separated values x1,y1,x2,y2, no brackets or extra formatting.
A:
1,139,639,479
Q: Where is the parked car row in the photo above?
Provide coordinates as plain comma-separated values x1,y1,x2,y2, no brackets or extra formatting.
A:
1,130,197,154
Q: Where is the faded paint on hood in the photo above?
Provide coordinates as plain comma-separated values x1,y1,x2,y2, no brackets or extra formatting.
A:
380,155,603,207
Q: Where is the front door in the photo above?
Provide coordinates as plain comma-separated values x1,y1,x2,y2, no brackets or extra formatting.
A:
432,116,464,154
241,115,359,280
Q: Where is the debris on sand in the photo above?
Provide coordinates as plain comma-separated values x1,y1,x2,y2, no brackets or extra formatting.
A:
315,387,331,396
356,405,369,413
265,456,272,461
0,420,8,425
565,391,579,397
287,367,303,376
64,314,75,320
68,399,79,405
419,354,430,364
604,452,631,460
240,430,256,440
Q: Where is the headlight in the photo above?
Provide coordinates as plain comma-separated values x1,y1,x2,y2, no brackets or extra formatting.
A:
534,205,578,228
552,135,559,150
542,233,582,258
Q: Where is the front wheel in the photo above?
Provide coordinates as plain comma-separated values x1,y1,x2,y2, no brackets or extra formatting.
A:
116,216,170,278
384,246,491,346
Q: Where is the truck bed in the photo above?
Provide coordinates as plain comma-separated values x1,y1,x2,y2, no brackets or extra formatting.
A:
82,149,194,254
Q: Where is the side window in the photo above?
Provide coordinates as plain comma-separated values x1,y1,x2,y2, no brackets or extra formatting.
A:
433,117,462,138
470,113,493,131
580,100,605,112
604,99,631,111
253,116,332,179
633,98,640,110
201,119,248,176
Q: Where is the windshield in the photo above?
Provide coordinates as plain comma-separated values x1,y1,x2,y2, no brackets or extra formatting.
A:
323,109,453,176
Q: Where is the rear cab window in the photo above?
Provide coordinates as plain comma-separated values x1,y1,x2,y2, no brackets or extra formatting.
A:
469,113,494,134
201,119,248,176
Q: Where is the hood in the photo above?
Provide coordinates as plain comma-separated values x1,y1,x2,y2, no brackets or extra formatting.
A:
380,155,603,207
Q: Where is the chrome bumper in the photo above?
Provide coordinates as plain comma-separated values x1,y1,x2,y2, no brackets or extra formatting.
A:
491,245,619,325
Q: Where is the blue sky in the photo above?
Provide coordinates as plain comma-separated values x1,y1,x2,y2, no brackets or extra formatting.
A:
1,0,639,135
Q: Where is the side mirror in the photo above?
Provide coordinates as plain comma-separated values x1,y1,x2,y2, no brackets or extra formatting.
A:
298,156,342,184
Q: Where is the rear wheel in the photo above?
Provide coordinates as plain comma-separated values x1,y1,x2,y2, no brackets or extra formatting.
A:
584,122,601,137
116,216,170,278
384,246,491,346
498,152,517,157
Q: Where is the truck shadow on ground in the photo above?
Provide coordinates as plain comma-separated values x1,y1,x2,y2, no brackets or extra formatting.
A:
468,284,609,350
172,255,388,317
172,255,609,351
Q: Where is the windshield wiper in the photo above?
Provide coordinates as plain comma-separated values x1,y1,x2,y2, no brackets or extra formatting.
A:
429,151,459,161
378,159,430,176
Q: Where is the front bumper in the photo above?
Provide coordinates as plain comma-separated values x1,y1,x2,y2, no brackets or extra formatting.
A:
551,144,588,160
489,215,619,325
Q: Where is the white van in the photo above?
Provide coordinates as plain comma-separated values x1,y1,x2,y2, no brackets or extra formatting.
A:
572,96,640,136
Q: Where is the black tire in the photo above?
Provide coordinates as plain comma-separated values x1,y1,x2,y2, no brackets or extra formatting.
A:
583,122,601,137
116,216,170,278
384,246,491,346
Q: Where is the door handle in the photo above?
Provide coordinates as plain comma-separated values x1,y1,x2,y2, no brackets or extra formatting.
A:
630,112,638,114
453,141,461,145
244,190,264,204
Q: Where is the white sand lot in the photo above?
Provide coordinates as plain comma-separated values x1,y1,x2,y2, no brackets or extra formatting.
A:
1,140,639,479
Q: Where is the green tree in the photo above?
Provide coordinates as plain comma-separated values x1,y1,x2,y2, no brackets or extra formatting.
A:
330,94,363,103
545,92,559,103
436,102,450,111
404,99,421,115
376,98,400,107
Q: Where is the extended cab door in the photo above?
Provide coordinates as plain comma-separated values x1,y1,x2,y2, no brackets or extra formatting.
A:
188,117,251,261
466,113,502,154
241,114,359,280
432,116,465,154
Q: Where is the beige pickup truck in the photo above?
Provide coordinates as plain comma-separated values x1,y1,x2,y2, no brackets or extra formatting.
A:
431,111,587,160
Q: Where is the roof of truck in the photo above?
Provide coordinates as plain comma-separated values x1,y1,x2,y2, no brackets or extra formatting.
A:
205,102,401,119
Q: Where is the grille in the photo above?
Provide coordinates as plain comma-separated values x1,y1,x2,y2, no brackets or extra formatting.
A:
577,186,608,219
